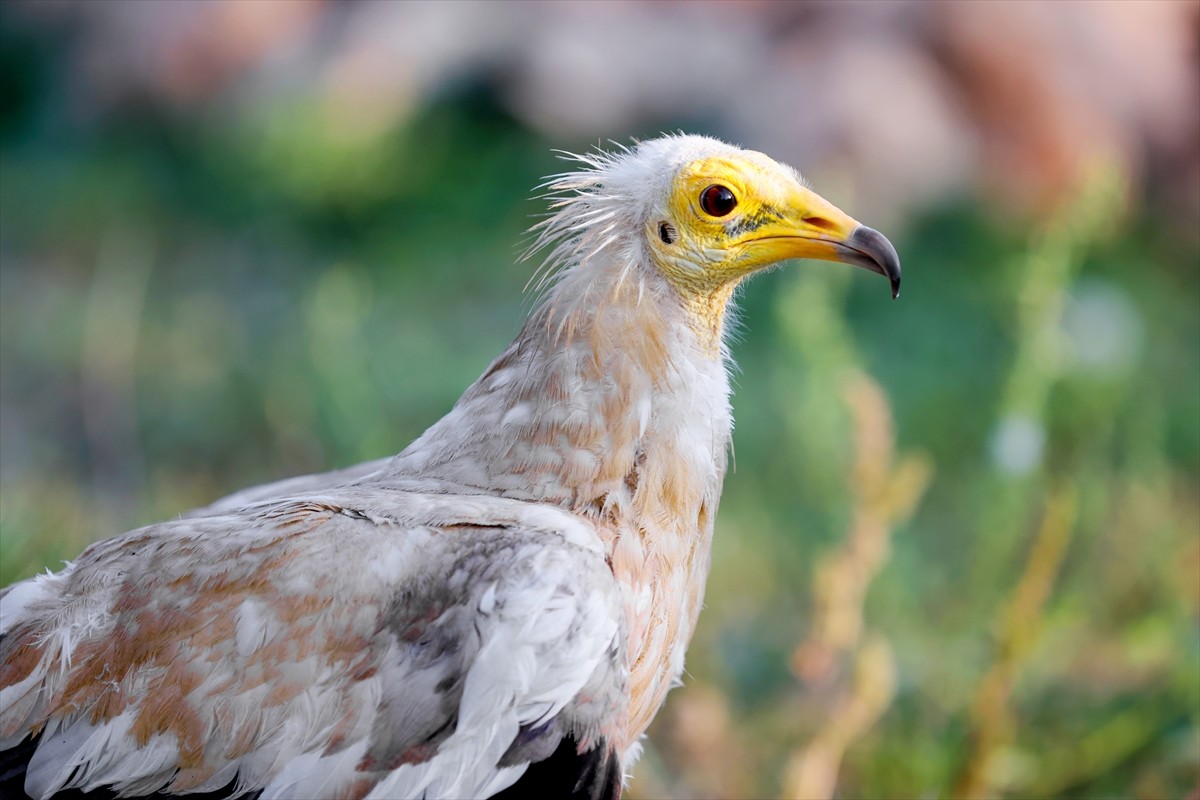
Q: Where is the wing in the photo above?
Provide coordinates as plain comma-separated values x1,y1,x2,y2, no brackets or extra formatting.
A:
0,490,627,800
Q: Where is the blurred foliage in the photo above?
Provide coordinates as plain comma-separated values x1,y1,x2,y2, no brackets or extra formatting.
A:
1,10,1197,800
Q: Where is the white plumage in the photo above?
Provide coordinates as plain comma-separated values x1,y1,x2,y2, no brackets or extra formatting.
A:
0,134,900,799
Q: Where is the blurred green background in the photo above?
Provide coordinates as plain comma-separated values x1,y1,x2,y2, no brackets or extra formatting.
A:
1,2,1196,798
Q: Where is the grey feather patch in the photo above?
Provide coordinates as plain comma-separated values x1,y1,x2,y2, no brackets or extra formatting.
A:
499,717,565,767
365,528,542,770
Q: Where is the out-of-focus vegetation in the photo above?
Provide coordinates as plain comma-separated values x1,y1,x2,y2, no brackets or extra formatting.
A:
1,3,1196,799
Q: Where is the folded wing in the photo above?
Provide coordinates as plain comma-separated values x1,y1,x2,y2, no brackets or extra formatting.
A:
0,490,627,800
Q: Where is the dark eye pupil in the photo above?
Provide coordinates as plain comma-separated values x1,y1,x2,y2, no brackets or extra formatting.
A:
700,185,737,217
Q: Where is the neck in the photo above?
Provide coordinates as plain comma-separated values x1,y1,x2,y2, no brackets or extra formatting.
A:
681,281,739,356
385,258,735,749
389,261,733,506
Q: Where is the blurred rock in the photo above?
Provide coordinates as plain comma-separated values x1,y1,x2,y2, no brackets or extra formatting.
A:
10,0,1196,225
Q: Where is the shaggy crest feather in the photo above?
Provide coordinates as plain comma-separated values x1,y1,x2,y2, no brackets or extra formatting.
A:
523,148,634,298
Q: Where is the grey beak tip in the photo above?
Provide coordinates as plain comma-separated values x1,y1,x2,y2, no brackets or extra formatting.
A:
848,225,902,301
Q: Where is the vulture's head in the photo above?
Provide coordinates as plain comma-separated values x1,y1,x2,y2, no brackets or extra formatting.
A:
534,135,902,311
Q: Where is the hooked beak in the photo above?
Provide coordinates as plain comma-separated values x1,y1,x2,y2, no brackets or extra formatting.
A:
738,185,902,299
838,226,903,300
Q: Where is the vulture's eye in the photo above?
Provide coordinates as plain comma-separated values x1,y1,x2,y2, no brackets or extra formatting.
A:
699,185,737,218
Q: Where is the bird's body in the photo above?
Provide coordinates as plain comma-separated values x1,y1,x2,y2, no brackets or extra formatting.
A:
0,135,900,799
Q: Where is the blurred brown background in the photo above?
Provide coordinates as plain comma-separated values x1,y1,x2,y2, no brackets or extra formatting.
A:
1,2,1197,798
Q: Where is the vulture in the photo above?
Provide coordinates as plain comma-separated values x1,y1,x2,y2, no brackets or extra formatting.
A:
0,134,900,799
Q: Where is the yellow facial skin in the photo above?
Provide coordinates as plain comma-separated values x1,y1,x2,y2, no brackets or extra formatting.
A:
648,154,901,307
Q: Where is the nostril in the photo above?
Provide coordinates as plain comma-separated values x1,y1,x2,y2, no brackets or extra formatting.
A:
803,216,837,232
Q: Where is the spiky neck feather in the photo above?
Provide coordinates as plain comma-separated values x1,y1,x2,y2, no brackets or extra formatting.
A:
393,137,747,497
